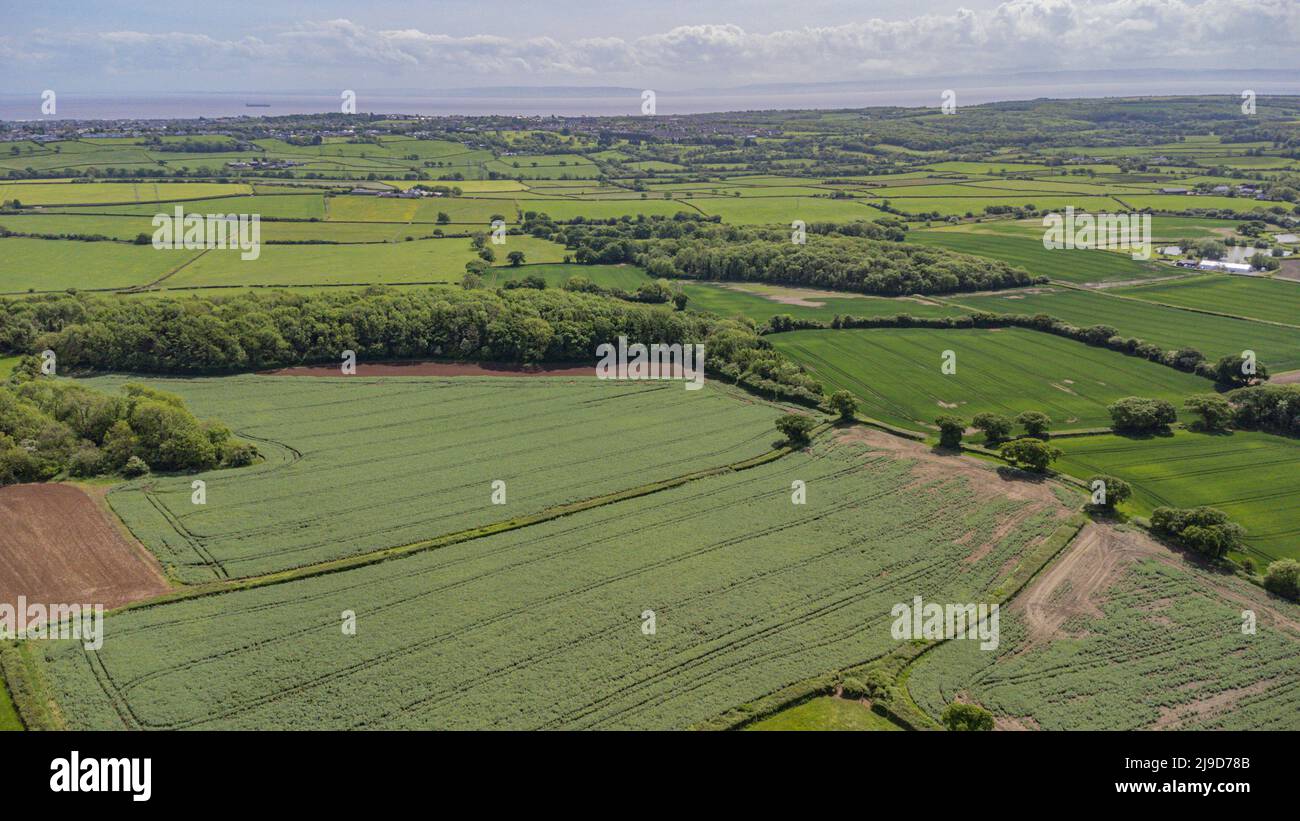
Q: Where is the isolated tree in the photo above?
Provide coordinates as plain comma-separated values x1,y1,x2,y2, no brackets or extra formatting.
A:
1263,559,1300,601
460,272,484,290
828,390,858,421
478,247,496,263
1015,411,1052,439
776,414,815,445
941,702,994,731
999,438,1061,472
935,415,965,449
1183,394,1234,432
506,250,526,267
436,212,451,224
672,291,689,311
971,412,1013,444
1086,474,1132,510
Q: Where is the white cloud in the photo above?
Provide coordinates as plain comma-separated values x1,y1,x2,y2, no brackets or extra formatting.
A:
3,0,1298,89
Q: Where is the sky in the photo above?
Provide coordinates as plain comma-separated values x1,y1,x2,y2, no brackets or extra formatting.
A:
2,0,1299,94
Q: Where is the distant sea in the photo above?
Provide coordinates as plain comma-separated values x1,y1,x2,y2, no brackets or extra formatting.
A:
2,78,1298,121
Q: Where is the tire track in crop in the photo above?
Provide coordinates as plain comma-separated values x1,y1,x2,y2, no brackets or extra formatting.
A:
100,456,900,725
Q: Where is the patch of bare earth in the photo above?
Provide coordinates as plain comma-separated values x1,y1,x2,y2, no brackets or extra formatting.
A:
1015,524,1160,649
832,428,1068,568
995,715,1041,731
0,483,169,613
1017,523,1300,653
1272,369,1300,385
1152,680,1278,729
720,282,863,307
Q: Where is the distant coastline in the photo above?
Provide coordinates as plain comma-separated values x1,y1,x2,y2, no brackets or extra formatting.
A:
3,75,1300,121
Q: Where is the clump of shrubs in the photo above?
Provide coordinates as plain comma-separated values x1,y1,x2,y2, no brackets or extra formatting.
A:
0,365,257,486
1150,506,1245,560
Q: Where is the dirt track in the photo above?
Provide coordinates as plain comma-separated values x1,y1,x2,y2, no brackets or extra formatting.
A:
1015,523,1161,648
833,428,1070,565
0,484,169,613
261,361,596,378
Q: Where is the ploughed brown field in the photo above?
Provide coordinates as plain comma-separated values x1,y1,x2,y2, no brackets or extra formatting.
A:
0,484,169,613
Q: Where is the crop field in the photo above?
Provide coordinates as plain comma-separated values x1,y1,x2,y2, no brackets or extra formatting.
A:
1114,275,1300,327
950,287,1300,371
1054,430,1300,561
40,434,1072,729
48,193,327,220
746,697,903,730
7,97,1300,736
908,526,1300,729
910,227,1165,284
0,181,251,205
325,196,517,225
85,374,787,581
0,213,430,244
770,327,1210,431
683,282,970,324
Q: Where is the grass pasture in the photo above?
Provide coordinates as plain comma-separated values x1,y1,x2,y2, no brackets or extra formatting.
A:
158,236,565,289
770,327,1211,432
950,287,1300,372
0,237,201,292
911,227,1164,284
1115,275,1300,327
745,697,903,731
1055,430,1300,561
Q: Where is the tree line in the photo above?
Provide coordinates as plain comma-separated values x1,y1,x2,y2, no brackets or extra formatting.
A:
0,287,825,407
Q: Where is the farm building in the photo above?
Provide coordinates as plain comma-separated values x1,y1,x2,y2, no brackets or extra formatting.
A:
1197,260,1253,273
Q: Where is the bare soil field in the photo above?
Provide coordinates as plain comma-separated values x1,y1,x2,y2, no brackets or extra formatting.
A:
0,484,169,613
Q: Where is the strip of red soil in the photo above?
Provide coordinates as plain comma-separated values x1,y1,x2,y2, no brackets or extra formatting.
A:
260,361,596,378
0,484,169,613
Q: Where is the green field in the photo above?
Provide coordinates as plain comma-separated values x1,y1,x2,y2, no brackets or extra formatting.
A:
484,263,650,290
1055,429,1300,561
908,553,1300,729
683,282,969,324
746,697,903,731
911,228,1165,284
0,237,202,292
0,181,251,205
41,433,1068,729
0,669,20,731
770,327,1211,432
1115,275,1300,327
88,374,785,581
951,287,1300,372
160,236,566,289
